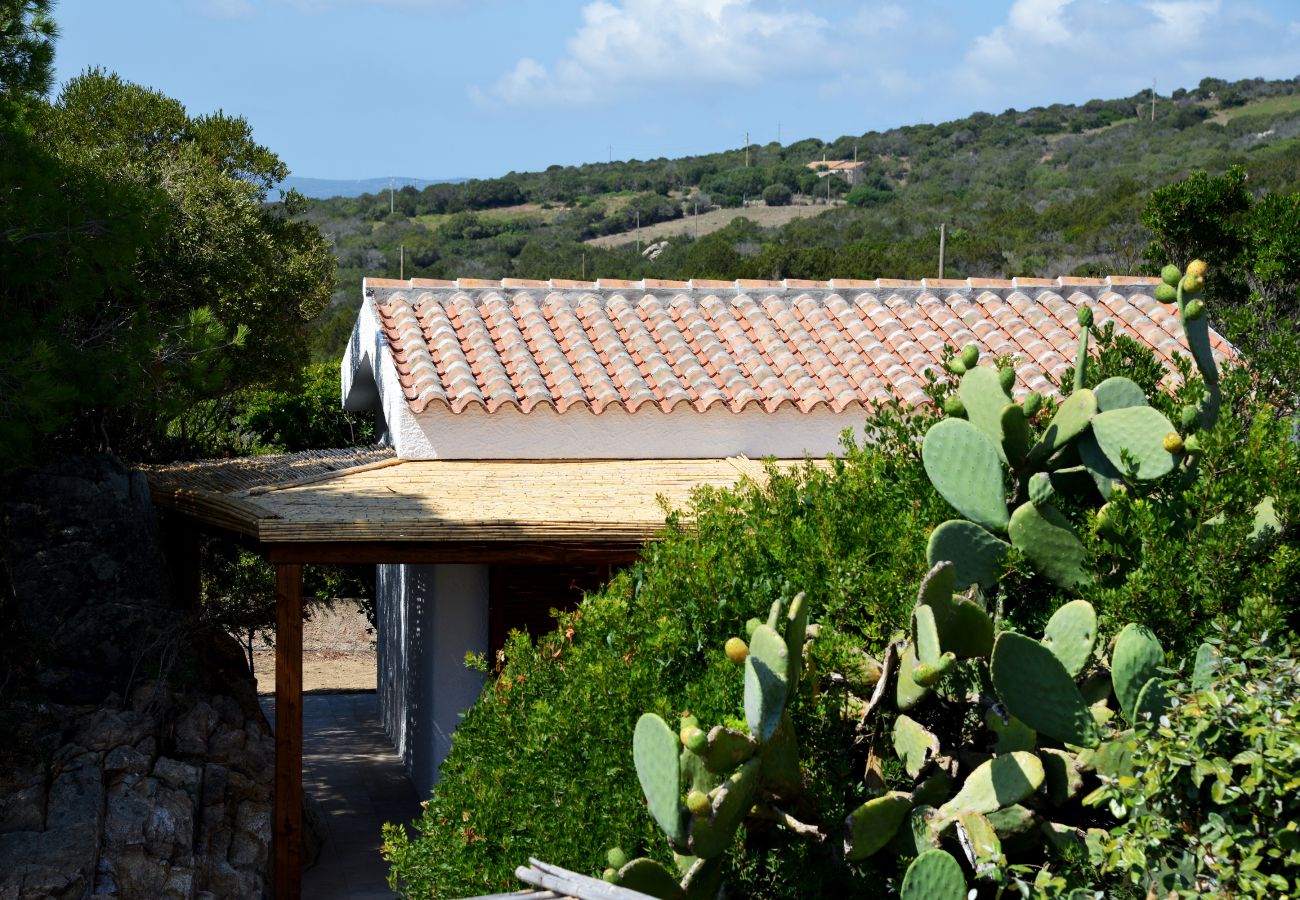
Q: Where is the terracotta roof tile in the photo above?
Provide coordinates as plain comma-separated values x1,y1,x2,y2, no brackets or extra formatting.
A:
365,277,1234,416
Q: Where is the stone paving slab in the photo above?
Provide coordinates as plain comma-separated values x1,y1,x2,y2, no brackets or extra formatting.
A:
261,692,423,900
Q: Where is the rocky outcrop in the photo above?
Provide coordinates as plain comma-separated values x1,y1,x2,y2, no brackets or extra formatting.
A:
0,675,274,899
0,457,276,898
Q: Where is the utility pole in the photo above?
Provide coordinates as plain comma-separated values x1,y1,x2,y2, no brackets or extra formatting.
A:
635,210,641,255
693,201,698,239
745,132,750,167
399,244,404,280
582,252,586,279
1150,78,1157,121
938,223,947,278
854,144,858,163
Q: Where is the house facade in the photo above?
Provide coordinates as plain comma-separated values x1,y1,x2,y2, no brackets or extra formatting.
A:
341,273,1226,795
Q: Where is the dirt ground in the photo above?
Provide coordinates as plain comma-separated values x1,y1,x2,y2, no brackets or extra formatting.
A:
584,199,846,249
251,598,377,694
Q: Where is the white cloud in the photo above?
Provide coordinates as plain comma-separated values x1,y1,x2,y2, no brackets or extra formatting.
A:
476,0,830,106
1144,0,1221,43
956,0,1297,101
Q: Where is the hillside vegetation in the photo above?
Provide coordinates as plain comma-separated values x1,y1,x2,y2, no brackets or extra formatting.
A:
303,75,1300,357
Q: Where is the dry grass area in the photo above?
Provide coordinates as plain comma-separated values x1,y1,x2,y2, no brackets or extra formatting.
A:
251,598,376,694
411,202,563,231
1208,93,1300,125
585,200,844,249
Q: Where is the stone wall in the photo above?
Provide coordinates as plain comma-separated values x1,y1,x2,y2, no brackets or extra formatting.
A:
0,457,276,898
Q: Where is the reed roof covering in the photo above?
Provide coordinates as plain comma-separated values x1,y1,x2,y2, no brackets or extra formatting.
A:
146,448,812,545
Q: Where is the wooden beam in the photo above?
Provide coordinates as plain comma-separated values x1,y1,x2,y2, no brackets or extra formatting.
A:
264,540,644,567
273,563,304,900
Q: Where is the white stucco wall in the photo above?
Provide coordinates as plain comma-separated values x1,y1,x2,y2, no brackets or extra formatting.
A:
394,403,862,459
376,563,489,797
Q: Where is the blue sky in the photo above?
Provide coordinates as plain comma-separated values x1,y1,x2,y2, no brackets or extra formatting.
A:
53,0,1300,181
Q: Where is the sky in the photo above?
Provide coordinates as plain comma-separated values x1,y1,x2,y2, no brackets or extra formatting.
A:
52,0,1300,181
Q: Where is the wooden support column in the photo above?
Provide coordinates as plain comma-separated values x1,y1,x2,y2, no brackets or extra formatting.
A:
273,563,304,900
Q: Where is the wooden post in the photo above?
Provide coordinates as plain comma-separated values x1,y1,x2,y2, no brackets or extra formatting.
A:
938,223,947,279
274,563,304,900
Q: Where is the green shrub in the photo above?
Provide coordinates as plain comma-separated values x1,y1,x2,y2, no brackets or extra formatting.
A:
761,183,792,207
384,307,1297,898
382,404,947,897
1089,630,1300,897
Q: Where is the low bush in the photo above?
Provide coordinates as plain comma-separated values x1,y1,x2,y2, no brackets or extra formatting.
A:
1090,630,1300,897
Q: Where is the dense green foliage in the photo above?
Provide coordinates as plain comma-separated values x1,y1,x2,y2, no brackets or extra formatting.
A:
1091,631,1300,896
384,313,1297,897
382,405,946,897
1,39,336,464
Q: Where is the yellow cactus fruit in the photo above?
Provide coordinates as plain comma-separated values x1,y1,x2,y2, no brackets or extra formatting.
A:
1186,259,1208,279
725,636,749,665
1163,432,1184,453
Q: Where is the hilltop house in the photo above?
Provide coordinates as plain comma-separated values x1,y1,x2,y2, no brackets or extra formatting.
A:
806,158,867,184
337,273,1230,796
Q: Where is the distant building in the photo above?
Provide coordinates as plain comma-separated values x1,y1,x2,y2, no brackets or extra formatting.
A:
806,158,866,185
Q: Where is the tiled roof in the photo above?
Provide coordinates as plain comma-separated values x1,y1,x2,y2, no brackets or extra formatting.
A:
363,276,1233,416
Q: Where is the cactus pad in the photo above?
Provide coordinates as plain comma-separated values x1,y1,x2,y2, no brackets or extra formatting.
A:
1040,748,1084,804
915,561,994,658
1077,430,1124,498
634,713,686,846
1028,471,1054,507
895,642,931,711
757,712,802,798
1031,388,1097,462
1091,405,1180,480
900,849,967,900
702,726,756,774
985,709,1036,753
784,591,809,694
958,366,1013,459
913,603,942,666
743,623,789,742
1133,677,1170,725
991,632,1099,748
894,714,941,778
843,791,913,860
985,804,1037,839
927,519,1009,590
1094,376,1147,412
687,757,760,860
1008,501,1092,589
911,771,954,808
938,751,1045,818
922,417,1010,532
1041,599,1097,678
956,810,1004,869
617,858,683,899
1001,402,1030,467
1191,642,1220,691
1112,623,1165,725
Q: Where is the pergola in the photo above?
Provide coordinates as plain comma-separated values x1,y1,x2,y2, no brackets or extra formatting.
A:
145,447,809,899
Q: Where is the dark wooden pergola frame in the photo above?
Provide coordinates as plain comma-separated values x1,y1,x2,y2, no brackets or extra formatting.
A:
148,451,794,899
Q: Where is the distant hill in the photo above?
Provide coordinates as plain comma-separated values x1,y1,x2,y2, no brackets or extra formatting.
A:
277,175,467,199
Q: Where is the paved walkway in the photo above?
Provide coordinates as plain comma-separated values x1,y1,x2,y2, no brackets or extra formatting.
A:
261,692,423,900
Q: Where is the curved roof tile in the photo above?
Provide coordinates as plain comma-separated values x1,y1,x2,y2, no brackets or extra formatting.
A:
364,277,1234,416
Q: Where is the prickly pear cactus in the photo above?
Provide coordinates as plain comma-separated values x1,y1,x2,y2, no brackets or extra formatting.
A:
617,561,1183,898
923,262,1223,591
